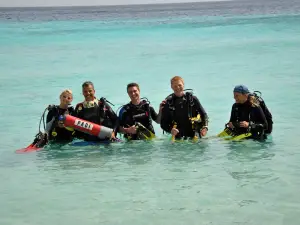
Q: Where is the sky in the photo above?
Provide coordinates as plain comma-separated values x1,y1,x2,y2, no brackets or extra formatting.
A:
0,0,227,7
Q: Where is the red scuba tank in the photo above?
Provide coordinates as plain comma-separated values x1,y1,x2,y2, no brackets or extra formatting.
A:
59,114,113,139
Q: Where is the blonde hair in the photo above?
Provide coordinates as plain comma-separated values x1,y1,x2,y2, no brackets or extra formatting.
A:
60,89,73,97
171,76,184,85
249,95,259,107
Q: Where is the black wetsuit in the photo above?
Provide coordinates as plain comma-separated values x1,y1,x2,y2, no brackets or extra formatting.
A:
73,99,118,141
160,92,209,139
119,100,159,140
46,106,75,142
229,101,268,140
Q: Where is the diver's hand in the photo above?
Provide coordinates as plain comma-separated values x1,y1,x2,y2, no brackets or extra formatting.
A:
110,131,116,140
159,100,166,111
239,121,249,128
125,125,137,134
200,127,208,137
35,133,48,148
171,128,179,136
228,122,234,129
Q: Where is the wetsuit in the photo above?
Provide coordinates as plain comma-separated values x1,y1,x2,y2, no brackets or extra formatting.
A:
119,100,159,140
45,106,75,142
229,101,268,140
73,98,118,141
161,92,209,139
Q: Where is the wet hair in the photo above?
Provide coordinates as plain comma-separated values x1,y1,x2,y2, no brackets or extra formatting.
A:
82,81,94,89
171,76,184,85
127,83,140,91
60,89,73,97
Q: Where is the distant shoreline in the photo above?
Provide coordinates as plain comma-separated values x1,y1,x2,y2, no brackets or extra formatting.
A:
0,0,233,9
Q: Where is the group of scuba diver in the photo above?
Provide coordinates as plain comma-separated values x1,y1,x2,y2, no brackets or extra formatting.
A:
21,75,273,151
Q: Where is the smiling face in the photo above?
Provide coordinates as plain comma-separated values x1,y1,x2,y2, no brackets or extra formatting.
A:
82,84,95,102
59,90,73,109
171,80,184,97
60,91,73,106
127,86,140,103
234,92,248,104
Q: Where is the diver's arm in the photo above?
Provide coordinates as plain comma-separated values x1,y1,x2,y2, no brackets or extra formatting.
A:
160,106,172,133
250,106,268,131
229,104,236,122
45,108,56,134
117,107,126,134
154,101,165,124
227,104,237,128
156,111,162,124
117,108,137,135
117,107,128,134
258,106,268,130
193,96,209,128
105,103,119,133
149,105,161,124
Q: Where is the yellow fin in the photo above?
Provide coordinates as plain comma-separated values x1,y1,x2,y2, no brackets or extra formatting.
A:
217,128,232,137
135,122,156,140
224,133,252,141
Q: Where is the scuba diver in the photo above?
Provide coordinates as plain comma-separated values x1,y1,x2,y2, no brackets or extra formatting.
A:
73,81,118,142
221,85,270,140
160,76,209,140
45,89,75,143
25,89,76,149
118,83,163,140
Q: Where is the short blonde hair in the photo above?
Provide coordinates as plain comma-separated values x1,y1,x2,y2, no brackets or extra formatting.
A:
171,76,184,85
60,89,73,97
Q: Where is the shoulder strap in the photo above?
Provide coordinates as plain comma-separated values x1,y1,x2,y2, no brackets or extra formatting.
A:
142,100,152,123
118,103,130,119
185,92,195,118
98,98,105,107
166,93,174,101
166,94,175,110
185,92,194,106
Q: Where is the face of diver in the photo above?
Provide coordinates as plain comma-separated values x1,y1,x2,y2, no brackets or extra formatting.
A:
60,92,73,106
171,80,184,97
234,92,248,104
127,86,140,103
82,84,95,102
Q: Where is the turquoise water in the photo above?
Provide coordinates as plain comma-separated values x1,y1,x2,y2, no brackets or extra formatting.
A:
1,1,300,224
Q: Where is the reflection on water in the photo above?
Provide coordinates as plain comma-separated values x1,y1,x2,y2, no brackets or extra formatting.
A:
222,138,277,188
226,138,276,162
